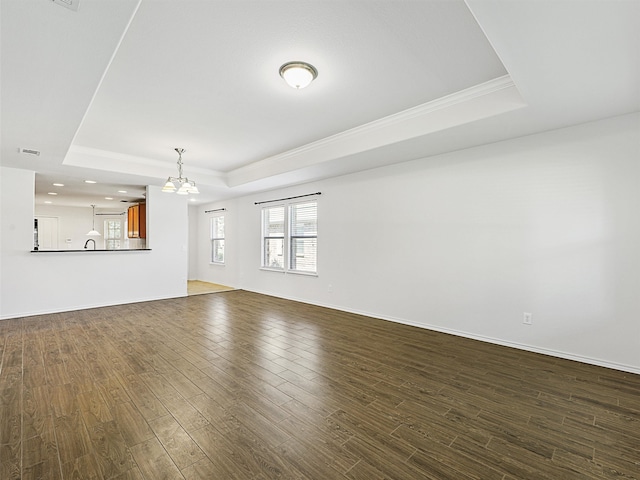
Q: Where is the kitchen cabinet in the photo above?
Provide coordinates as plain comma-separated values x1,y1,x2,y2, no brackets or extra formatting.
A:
127,203,146,239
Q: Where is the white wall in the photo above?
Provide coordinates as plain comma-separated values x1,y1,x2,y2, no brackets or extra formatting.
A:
0,170,188,318
195,203,240,289
193,113,640,373
188,205,199,280
35,205,92,250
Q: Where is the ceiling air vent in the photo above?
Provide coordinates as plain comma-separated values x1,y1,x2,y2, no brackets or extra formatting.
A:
20,148,40,156
52,0,79,12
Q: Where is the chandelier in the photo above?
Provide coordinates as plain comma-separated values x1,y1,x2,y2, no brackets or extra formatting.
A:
161,148,199,195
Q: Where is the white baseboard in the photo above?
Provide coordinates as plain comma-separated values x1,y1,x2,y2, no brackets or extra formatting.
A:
245,288,640,376
0,293,188,320
3,287,638,376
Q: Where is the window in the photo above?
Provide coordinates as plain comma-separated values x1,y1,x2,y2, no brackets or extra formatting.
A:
210,215,225,264
261,200,317,274
104,219,122,250
289,201,317,273
262,206,285,269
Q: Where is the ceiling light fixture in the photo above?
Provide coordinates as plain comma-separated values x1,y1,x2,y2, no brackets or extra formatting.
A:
86,205,101,236
85,180,97,184
53,183,64,187
279,61,318,89
162,148,199,195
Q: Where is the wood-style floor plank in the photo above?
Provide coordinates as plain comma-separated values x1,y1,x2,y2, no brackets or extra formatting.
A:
147,414,206,470
0,290,638,479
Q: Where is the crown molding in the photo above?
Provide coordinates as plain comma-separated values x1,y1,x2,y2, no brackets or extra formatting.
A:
64,146,225,186
227,75,525,187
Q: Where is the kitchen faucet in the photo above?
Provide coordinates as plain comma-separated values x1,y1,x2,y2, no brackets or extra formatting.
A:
84,238,96,250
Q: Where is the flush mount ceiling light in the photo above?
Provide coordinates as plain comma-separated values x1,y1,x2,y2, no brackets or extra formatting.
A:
279,61,318,89
162,148,200,195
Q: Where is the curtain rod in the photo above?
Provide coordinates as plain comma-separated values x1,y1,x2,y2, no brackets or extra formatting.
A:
95,212,126,216
205,207,227,213
254,192,321,205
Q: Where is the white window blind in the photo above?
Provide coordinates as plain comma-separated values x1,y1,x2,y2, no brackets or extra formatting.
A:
289,201,317,273
262,206,285,269
210,215,225,264
261,200,317,274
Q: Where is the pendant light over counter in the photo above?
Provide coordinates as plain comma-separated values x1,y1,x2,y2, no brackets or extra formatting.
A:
86,204,101,236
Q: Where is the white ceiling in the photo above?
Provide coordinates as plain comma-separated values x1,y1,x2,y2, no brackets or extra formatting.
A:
34,172,146,209
1,0,639,208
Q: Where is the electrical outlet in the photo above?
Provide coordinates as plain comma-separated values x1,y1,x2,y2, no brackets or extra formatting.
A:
523,312,533,325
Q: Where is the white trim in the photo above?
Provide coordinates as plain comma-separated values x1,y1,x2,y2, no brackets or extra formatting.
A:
4,287,636,375
285,270,318,278
67,146,223,177
244,288,640,376
0,293,188,321
227,75,524,186
64,145,226,187
234,76,515,174
259,267,285,274
210,214,225,265
260,200,318,274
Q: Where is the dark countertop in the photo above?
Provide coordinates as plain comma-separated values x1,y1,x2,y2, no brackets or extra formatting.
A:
31,249,152,253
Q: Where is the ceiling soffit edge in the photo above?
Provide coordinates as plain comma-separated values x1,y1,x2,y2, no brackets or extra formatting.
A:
63,146,226,187
227,75,526,187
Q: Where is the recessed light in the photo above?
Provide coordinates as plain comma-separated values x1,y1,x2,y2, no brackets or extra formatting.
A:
44,201,52,204
118,190,127,194
52,183,64,187
105,197,113,200
47,192,57,195
84,180,97,184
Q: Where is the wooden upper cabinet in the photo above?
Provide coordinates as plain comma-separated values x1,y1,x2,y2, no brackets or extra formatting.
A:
139,203,146,239
127,205,138,238
127,203,146,239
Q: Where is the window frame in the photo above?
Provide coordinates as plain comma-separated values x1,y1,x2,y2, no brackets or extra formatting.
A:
260,199,318,276
210,214,225,265
288,200,318,274
261,204,286,271
104,219,122,250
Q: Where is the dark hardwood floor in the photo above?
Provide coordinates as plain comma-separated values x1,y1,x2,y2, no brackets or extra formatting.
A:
1,290,638,479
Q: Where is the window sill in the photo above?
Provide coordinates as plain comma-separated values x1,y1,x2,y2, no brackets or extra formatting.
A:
260,267,285,274
287,270,318,277
259,267,317,277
